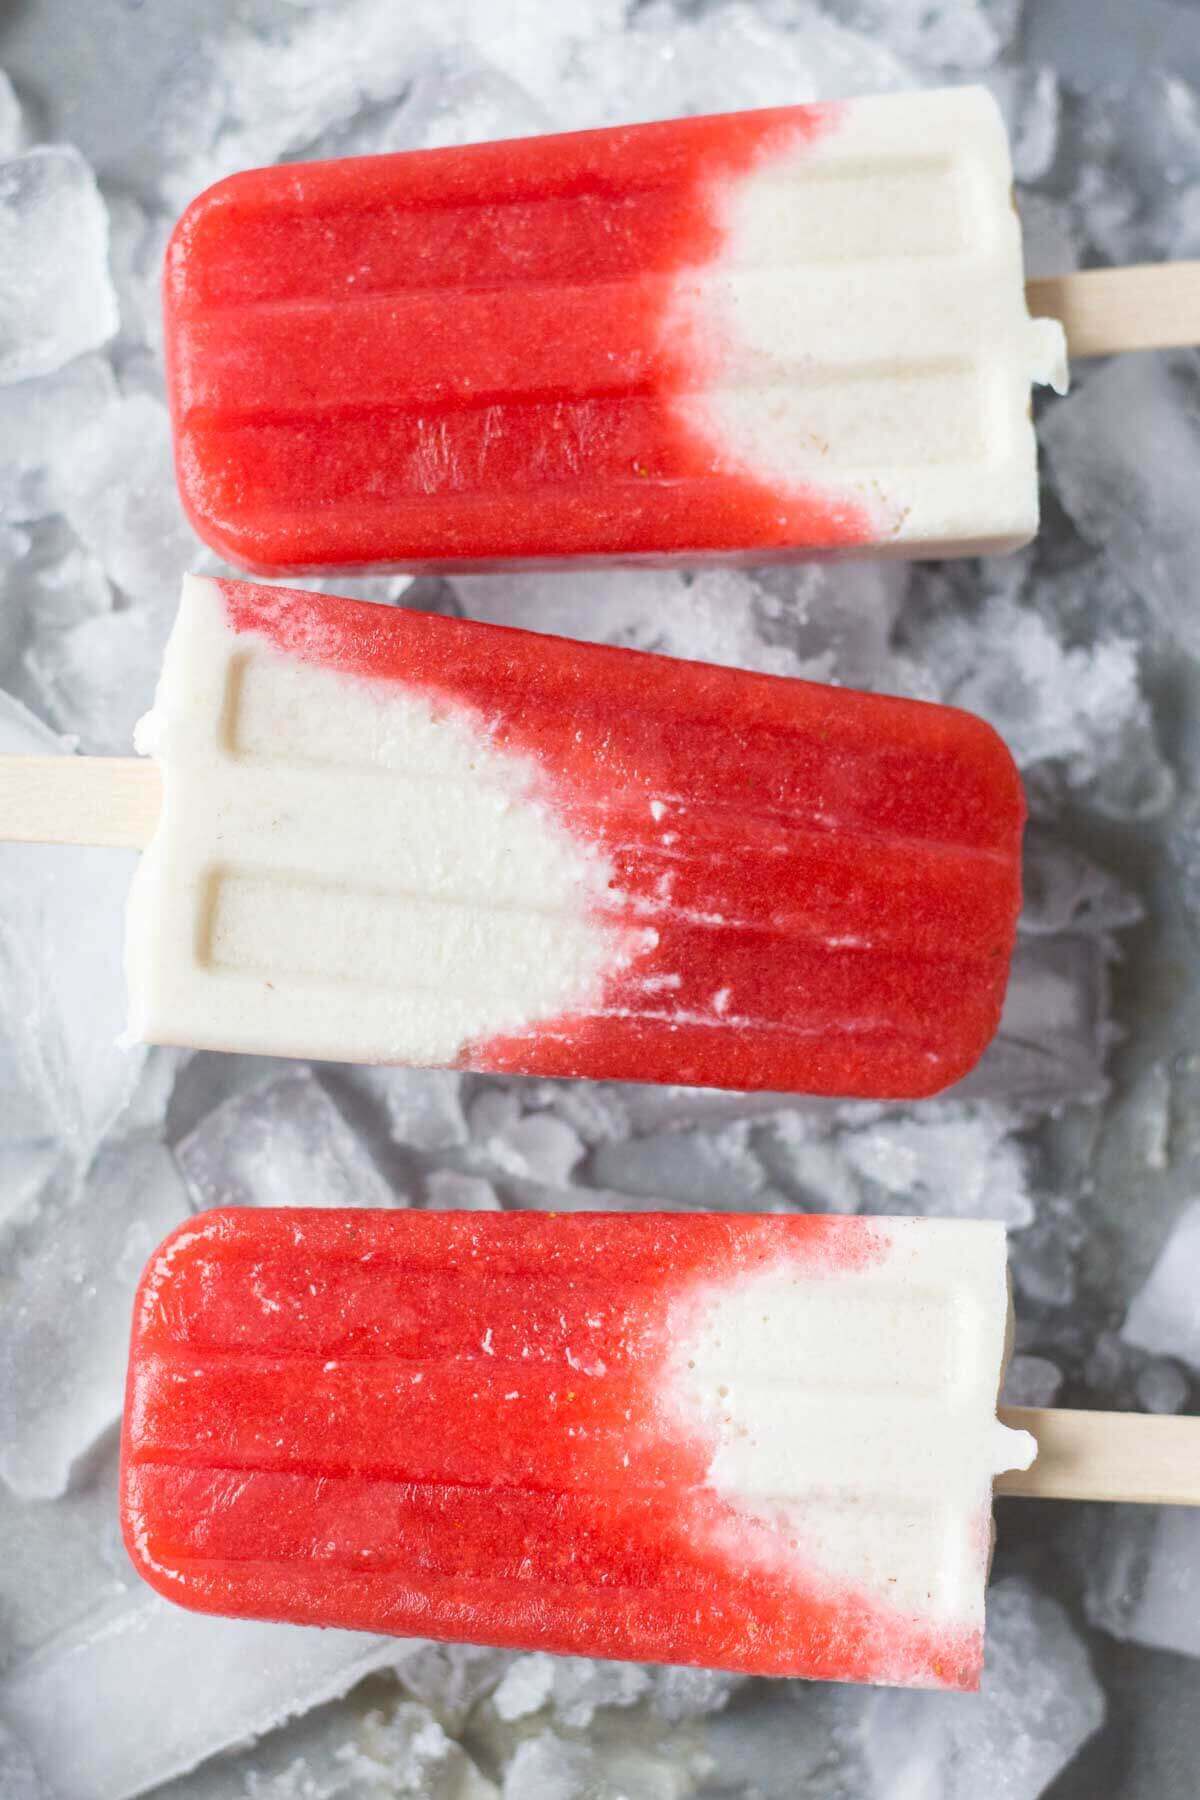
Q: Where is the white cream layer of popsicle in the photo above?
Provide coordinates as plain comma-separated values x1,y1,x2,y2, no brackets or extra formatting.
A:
668,1216,1034,1648
674,84,1067,556
124,575,628,1064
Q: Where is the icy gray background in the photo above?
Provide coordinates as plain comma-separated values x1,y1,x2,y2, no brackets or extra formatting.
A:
0,0,1199,1794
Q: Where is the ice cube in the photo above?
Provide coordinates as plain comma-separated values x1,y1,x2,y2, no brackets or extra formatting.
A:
1002,1354,1064,1407
1042,353,1200,659
148,0,440,209
991,65,1061,183
104,191,171,360
704,1679,869,1798
306,49,551,163
0,1588,414,1800
355,1701,498,1798
155,1695,499,1800
175,1068,398,1212
1122,1199,1200,1371
1134,1358,1190,1415
0,1723,41,1800
424,1169,501,1212
492,1654,556,1723
8,519,112,631
1061,73,1200,265
408,55,548,153
397,1640,510,1731
23,604,168,755
836,1104,1034,1228
0,1143,60,1236
907,579,1172,820
143,1697,374,1800
645,1663,741,1724
54,391,200,606
0,146,117,384
0,693,144,1160
0,1133,189,1500
0,1444,130,1665
0,71,23,157
586,1123,769,1211
492,1654,649,1730
501,1730,691,1800
0,356,117,523
589,1084,802,1136
752,1111,864,1215
1019,832,1144,940
833,0,1012,72
961,935,1111,1109
526,1081,632,1149
1085,1505,1200,1658
481,1112,585,1186
0,523,32,682
466,1088,520,1143
1008,1197,1084,1312
861,1576,1104,1800
1017,190,1080,280
464,1087,591,1186
353,1066,469,1153
502,1736,592,1800
551,0,911,132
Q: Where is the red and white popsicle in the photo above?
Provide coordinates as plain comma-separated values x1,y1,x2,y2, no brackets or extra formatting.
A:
166,86,1069,573
98,573,1023,1095
120,1209,1200,1693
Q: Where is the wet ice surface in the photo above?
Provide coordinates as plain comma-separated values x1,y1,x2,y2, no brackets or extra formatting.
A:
0,0,1199,1795
175,1068,400,1213
0,146,118,384
0,1132,189,1500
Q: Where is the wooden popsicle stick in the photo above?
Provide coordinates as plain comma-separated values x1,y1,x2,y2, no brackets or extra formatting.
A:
997,1406,1200,1506
1027,261,1200,358
0,754,160,849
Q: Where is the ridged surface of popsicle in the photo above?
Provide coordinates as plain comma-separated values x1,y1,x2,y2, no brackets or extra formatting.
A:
165,88,1064,574
124,575,1025,1095
121,1209,1032,1690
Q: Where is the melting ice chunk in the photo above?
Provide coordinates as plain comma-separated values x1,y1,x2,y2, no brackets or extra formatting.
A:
0,1135,189,1500
0,1588,415,1800
175,1069,398,1211
1122,1199,1200,1371
0,693,143,1158
861,1578,1104,1800
0,147,117,383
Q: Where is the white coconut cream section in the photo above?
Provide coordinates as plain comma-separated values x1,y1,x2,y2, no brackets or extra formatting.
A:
667,1218,1034,1632
124,575,625,1064
671,85,1067,557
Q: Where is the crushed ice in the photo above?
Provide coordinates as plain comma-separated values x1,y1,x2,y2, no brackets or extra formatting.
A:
4,0,1200,1792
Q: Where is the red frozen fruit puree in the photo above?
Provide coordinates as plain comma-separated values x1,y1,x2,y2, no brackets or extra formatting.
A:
165,105,879,573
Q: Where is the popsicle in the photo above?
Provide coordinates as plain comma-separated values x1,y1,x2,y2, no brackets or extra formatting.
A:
121,1208,1033,1691
166,86,1071,574
110,573,1023,1095
120,1208,1200,1692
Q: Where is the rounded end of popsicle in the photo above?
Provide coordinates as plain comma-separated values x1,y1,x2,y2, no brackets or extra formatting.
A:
120,1210,265,1613
168,442,300,579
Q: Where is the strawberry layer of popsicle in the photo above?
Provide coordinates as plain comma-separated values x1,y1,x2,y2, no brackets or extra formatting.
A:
121,1209,1034,1690
165,87,1066,576
124,575,1025,1095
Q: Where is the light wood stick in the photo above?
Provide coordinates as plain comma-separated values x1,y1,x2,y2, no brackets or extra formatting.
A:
997,1406,1200,1506
0,755,160,849
1027,261,1200,358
